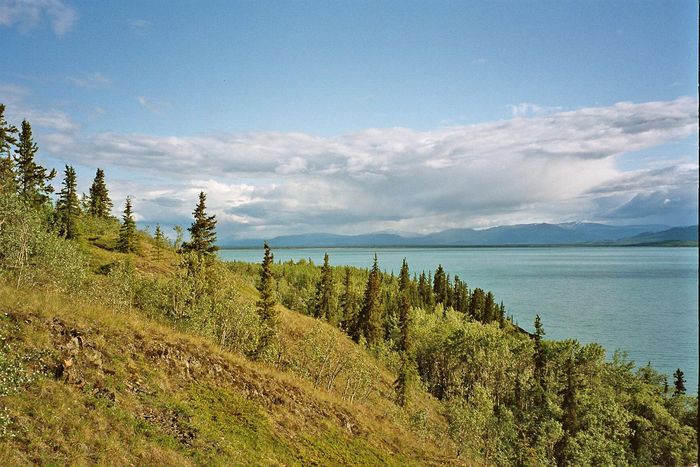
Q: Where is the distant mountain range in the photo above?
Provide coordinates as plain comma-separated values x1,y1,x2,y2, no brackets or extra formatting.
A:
221,223,698,248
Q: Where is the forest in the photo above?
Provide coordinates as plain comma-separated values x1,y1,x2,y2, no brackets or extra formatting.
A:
0,104,698,465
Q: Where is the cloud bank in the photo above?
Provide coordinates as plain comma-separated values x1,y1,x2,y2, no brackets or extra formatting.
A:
10,95,700,238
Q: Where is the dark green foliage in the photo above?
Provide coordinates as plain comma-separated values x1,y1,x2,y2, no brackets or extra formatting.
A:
556,357,579,465
0,104,17,194
483,291,495,323
182,191,218,256
469,288,486,321
417,271,434,308
13,120,55,207
673,369,686,396
55,165,81,239
339,267,357,332
256,242,278,356
398,259,412,355
356,254,383,346
116,197,137,253
433,264,447,305
87,168,113,217
534,314,546,390
313,253,335,321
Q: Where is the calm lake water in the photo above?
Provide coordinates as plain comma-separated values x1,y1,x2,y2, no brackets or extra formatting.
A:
219,247,699,392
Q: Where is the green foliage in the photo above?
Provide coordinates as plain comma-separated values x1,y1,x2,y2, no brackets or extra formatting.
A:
55,165,81,239
0,104,17,195
0,192,87,290
286,321,377,401
13,120,55,208
673,368,686,396
339,267,357,333
255,242,278,359
116,197,137,253
153,224,165,260
312,253,336,322
181,191,218,256
355,255,383,346
87,168,112,218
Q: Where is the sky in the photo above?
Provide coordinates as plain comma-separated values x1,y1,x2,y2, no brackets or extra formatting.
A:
0,0,698,240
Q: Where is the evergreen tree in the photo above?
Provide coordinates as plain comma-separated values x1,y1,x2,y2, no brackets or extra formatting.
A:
672,368,686,396
469,288,486,321
355,254,383,346
313,253,335,321
556,357,579,465
55,165,81,239
256,242,278,356
182,191,218,256
116,197,137,253
88,168,113,217
0,104,17,193
433,265,447,304
483,291,496,323
534,314,546,390
14,119,55,206
398,259,412,354
339,267,356,332
154,224,165,260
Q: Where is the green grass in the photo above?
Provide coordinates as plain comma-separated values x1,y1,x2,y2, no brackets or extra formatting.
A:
0,280,460,465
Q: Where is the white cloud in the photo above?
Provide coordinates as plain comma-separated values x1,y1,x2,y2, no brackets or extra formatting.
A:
27,96,700,236
0,0,77,36
67,72,111,89
2,80,80,142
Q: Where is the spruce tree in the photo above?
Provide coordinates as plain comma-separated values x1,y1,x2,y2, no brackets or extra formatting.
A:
182,191,218,256
154,224,165,260
116,197,137,253
398,259,412,354
88,168,113,217
556,357,578,464
339,267,356,333
356,254,383,346
0,104,17,193
433,265,447,304
534,314,546,390
14,119,55,206
313,253,335,321
672,368,686,396
469,288,486,321
484,291,496,323
55,165,81,239
256,242,278,356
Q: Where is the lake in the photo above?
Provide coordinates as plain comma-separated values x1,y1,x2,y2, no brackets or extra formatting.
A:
219,246,699,392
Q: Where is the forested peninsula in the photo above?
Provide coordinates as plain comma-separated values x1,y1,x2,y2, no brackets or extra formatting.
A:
0,105,697,465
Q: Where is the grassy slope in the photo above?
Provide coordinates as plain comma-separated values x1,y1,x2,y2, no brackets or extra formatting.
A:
0,233,462,465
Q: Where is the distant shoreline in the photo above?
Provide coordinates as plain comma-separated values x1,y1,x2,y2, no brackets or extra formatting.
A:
219,241,698,250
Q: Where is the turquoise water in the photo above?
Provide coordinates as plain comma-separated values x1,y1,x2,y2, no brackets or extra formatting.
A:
219,247,699,392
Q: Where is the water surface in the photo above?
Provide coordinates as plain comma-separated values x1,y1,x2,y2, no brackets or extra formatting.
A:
219,246,699,392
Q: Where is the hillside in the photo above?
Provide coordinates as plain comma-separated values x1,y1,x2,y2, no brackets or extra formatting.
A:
611,225,698,246
222,222,675,247
0,285,454,465
0,219,458,464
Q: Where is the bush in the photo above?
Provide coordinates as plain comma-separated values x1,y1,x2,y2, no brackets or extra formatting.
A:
0,193,87,291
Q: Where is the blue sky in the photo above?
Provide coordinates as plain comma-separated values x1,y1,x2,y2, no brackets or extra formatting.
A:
1,0,698,238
